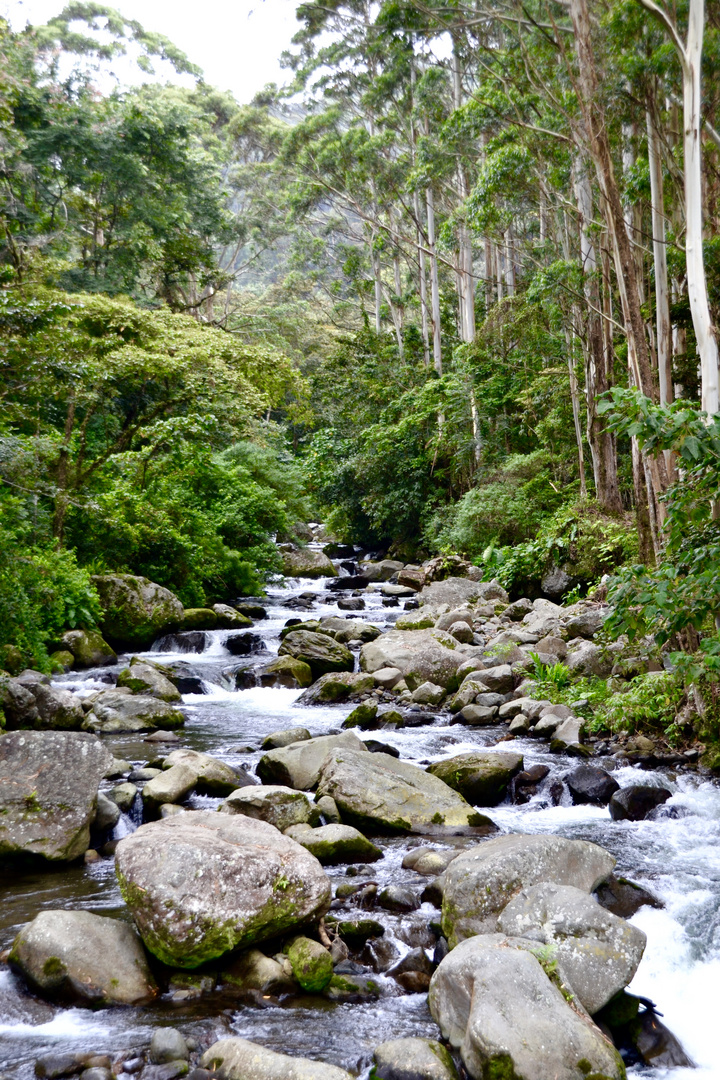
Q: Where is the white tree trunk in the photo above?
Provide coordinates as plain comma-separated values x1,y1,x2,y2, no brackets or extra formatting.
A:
646,103,673,407
426,182,443,375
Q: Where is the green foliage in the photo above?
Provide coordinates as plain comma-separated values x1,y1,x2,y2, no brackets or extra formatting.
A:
601,672,685,741
528,652,572,691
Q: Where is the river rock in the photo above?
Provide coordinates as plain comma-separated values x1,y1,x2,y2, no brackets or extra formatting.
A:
213,603,253,629
179,607,218,630
262,727,312,750
257,732,367,790
59,630,116,668
0,731,112,861
609,785,672,821
24,681,86,730
87,690,184,733
162,749,241,796
320,616,382,644
372,1037,459,1080
282,548,338,579
278,630,353,678
115,811,331,966
201,1038,352,1080
360,629,464,690
0,675,41,727
284,823,382,864
441,833,616,946
258,657,313,689
595,874,663,918
93,791,121,831
150,1029,189,1064
117,662,181,702
566,640,612,676
429,935,625,1080
497,882,646,1013
296,671,375,704
564,605,607,639
285,935,333,991
427,751,523,807
222,948,296,996
220,786,316,831
142,763,196,810
9,909,156,1005
316,749,490,832
411,682,445,705
109,781,138,812
92,574,183,649
566,765,620,806
417,577,508,609
362,560,404,582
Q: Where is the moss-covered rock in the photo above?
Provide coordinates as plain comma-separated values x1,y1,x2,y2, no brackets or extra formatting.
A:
59,629,116,668
284,823,382,864
285,935,333,992
92,574,183,649
282,548,338,579
179,608,218,631
0,644,25,676
427,751,524,807
278,630,353,679
258,656,313,689
297,671,375,704
49,650,75,673
117,661,181,702
220,785,317,831
342,703,378,729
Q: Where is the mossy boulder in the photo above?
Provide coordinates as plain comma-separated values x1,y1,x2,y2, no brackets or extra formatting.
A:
342,703,379,729
115,810,331,967
285,935,333,992
179,608,218,631
278,630,353,679
221,948,296,996
394,613,436,631
282,548,338,579
59,629,116,668
258,656,313,689
163,748,242,796
49,650,75,673
220,785,317,832
213,603,253,629
117,661,181,702
92,574,183,650
427,751,524,807
257,732,367,790
284,823,382,864
360,629,464,691
297,671,375,704
0,644,25,675
86,690,184,733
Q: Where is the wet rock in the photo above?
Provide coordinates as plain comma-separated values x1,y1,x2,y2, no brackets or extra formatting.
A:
565,764,620,806
282,548,337,578
427,751,523,807
150,1030,189,1064
201,1037,352,1079
410,682,445,706
596,992,694,1068
178,608,217,631
337,596,365,611
117,662,181,702
402,848,456,875
441,833,616,946
262,727,312,750
285,823,382,864
142,763,196,810
221,786,317,831
286,935,333,991
213,603,253,629
9,909,156,1005
378,886,420,913
109,782,138,812
372,1037,459,1080
315,794,341,823
115,811,331,966
317,748,490,832
497,881,646,1013
257,657,312,689
87,691,184,733
429,935,625,1080
34,1053,80,1078
609,785,672,821
594,874,663,918
92,574,183,649
162,749,242,796
364,739,400,757
225,632,265,656
257,731,367,790
360,629,465,691
93,791,121,831
222,948,296,996
278,630,353,678
0,731,112,861
296,671,375,704
327,917,384,945
341,703,378,729
154,631,208,653
59,630,116,669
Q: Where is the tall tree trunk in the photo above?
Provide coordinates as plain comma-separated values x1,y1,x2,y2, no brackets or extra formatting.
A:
426,178,443,375
646,99,673,407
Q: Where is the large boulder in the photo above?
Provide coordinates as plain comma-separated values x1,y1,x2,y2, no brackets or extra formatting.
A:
609,785,672,821
115,811,331,967
296,671,375,704
318,616,382,644
566,640,612,677
9,910,156,1006
372,1038,460,1080
0,731,111,861
565,765,620,806
163,748,242,796
429,935,625,1080
141,763,196,810
220,785,317,831
257,732,367,791
59,629,116,668
316,749,491,832
202,1038,352,1080
282,548,338,579
427,751,524,807
284,823,382,864
86,690,184,733
117,661,181,702
23,681,86,731
91,574,183,649
278,630,353,678
441,833,616,947
497,882,646,1014
360,629,464,690
258,656,313,689
417,577,508,609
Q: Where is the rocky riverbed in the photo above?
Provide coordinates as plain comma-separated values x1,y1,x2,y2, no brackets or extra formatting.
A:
0,548,718,1080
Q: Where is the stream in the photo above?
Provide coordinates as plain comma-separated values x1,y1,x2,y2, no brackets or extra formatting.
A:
1,562,719,1079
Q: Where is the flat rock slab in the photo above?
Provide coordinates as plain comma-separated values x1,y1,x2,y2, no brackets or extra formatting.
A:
202,1038,352,1080
429,935,625,1080
0,731,112,861
441,833,616,946
115,810,331,967
257,732,367,790
9,909,156,1006
316,749,487,832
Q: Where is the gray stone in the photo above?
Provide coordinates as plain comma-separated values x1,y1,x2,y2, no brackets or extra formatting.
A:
296,671,375,704
360,629,464,690
372,667,404,690
429,935,625,1080
362,560,405,581
115,811,331,967
497,882,646,1013
92,574,183,649
316,749,490,832
150,1030,189,1065
257,732,367,790
201,1038,352,1080
117,662,181,702
315,794,341,823
441,833,616,947
109,782,137,812
320,616,382,644
278,630,353,678
262,727,312,750
87,691,184,733
474,664,513,693
284,823,382,864
417,578,508,609
93,791,121,831
142,763,196,809
427,751,523,807
9,909,156,1005
282,548,337,579
508,713,530,734
564,606,607,639
221,948,296,996
258,657,313,689
373,1037,459,1080
411,681,445,706
213,603,253,629
25,682,86,731
458,704,498,725
551,716,585,748
60,629,117,668
447,678,490,714
434,609,474,631
163,748,241,796
0,731,112,861
566,640,612,676
448,621,473,644
220,785,316,831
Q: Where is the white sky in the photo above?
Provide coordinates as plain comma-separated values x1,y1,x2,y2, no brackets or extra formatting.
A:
3,0,302,104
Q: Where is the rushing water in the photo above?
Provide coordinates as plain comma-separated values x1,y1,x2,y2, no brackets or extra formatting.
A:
1,565,719,1079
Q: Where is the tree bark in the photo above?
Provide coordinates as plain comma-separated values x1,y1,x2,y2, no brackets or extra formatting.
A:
646,99,673,407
